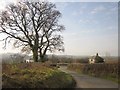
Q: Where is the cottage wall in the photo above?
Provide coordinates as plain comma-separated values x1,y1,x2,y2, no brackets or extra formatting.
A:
89,59,95,64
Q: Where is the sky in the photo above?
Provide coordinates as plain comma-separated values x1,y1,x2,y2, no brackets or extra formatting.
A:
0,0,119,56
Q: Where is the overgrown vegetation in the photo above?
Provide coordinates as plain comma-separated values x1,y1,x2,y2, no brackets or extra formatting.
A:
2,63,76,88
68,63,120,83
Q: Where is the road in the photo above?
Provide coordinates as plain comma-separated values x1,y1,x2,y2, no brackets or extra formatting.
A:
58,66,119,88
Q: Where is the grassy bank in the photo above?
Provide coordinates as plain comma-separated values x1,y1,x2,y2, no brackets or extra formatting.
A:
68,63,119,83
2,63,76,88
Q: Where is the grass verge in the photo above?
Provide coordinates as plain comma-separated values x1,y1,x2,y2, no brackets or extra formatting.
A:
2,63,76,88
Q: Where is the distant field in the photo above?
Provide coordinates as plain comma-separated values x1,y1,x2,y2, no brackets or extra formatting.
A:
55,56,118,64
105,60,118,64
2,63,76,88
103,56,118,64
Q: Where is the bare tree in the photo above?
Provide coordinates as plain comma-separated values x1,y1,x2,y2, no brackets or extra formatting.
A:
0,1,65,62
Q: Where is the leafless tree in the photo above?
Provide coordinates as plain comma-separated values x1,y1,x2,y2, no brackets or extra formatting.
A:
0,1,65,62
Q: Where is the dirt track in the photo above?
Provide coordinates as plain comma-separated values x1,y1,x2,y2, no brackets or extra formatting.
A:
59,66,119,88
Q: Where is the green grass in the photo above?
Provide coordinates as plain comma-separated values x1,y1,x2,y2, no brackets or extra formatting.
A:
2,63,76,88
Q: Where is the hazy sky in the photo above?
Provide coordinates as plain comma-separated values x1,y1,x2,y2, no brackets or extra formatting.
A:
0,0,118,56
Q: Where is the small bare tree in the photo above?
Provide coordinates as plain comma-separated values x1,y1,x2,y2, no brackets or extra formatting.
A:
0,1,65,62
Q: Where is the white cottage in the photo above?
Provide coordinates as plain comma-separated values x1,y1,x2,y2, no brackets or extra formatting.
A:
89,53,105,64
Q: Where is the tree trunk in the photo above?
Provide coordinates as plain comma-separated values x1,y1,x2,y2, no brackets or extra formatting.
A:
33,34,39,62
32,48,38,62
40,55,45,62
40,44,49,62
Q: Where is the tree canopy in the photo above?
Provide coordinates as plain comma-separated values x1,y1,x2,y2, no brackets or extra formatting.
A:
0,1,65,62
